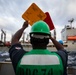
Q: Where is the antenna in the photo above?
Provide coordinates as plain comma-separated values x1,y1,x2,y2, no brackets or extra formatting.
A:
68,18,74,28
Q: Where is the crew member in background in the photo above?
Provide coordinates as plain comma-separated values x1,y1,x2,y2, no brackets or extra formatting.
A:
58,40,64,45
9,20,68,75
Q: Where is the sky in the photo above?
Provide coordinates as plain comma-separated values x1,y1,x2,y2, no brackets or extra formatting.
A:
0,0,76,42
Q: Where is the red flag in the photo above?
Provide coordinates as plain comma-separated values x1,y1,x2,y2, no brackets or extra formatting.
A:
44,12,55,30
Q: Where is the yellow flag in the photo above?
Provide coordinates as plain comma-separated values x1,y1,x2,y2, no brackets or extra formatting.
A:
22,3,46,25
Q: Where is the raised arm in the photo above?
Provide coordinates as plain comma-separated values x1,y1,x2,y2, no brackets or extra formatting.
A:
50,36,64,50
11,21,28,45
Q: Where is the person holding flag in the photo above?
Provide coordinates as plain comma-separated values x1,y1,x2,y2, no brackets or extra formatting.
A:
9,20,67,75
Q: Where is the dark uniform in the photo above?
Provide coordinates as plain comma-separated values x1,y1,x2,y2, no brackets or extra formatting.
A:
9,20,68,75
9,43,67,75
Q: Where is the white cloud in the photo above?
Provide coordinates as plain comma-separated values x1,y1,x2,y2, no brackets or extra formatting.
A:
0,17,20,32
0,0,76,41
67,0,76,16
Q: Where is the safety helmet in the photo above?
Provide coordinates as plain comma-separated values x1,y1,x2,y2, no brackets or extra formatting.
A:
58,40,63,45
30,20,50,35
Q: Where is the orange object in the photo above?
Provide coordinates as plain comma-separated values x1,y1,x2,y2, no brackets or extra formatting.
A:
44,12,55,30
67,36,76,40
22,3,46,25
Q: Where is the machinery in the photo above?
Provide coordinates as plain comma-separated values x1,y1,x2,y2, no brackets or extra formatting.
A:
0,29,11,46
1,29,6,43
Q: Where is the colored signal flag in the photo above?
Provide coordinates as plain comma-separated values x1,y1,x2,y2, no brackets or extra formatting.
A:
44,12,55,30
22,3,46,25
